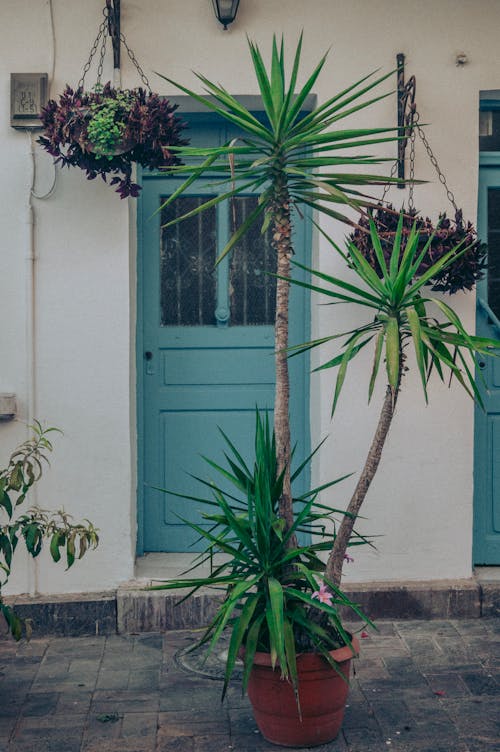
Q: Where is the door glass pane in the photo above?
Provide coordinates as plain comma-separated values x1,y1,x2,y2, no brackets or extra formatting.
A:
160,196,217,326
229,196,276,325
480,110,500,151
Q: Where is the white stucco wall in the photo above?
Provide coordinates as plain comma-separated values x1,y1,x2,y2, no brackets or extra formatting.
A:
1,0,499,594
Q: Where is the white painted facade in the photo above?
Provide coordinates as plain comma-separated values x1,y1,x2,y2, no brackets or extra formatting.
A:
1,0,498,596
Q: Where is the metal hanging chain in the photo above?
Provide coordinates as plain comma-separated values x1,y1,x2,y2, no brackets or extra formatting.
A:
119,32,151,91
408,123,416,212
77,3,151,92
77,11,108,90
381,160,399,204
407,109,460,215
414,111,459,213
96,18,108,87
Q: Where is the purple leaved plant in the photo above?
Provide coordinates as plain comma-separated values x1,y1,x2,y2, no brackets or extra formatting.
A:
38,83,188,198
349,203,486,294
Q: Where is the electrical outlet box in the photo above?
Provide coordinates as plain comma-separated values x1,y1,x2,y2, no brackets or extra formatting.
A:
0,394,16,421
10,73,48,129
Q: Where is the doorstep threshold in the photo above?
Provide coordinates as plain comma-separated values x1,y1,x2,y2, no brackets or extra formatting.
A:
134,552,229,584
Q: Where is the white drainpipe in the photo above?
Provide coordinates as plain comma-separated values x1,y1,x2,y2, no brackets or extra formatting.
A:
26,132,38,596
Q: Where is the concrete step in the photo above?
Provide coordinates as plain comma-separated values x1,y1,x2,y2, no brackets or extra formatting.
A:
3,573,499,639
116,577,486,634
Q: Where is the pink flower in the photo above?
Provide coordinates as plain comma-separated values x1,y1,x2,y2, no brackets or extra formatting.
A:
344,553,354,563
311,582,333,606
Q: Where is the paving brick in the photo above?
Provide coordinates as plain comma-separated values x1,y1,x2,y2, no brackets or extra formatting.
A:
368,698,414,733
342,726,386,749
158,709,229,729
342,701,379,731
401,743,470,752
193,734,232,752
91,689,160,714
1,655,42,667
56,690,93,713
439,697,500,742
0,716,17,741
121,711,158,738
35,661,71,679
1,619,499,751
423,672,470,697
353,656,390,679
128,669,159,690
83,739,155,752
11,715,85,752
8,739,82,752
159,683,223,712
466,738,500,752
96,669,130,689
360,675,429,697
226,706,260,735
21,691,59,716
155,733,195,752
460,670,499,695
228,731,337,752
83,712,123,741
0,700,25,718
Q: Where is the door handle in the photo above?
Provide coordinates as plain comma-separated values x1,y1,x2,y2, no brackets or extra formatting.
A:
144,350,155,375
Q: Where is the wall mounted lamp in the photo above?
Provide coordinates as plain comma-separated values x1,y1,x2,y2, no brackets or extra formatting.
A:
212,0,240,30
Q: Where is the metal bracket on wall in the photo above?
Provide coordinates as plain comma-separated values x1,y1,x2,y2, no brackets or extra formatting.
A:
106,0,121,70
397,53,416,188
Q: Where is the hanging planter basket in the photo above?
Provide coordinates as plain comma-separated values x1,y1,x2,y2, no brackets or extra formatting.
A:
350,79,486,295
38,4,187,198
350,204,486,294
39,83,187,198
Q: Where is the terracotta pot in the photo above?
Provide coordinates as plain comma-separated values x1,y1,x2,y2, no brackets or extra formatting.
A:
246,636,359,748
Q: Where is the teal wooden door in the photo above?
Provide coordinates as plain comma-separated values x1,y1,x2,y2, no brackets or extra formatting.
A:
137,121,310,552
474,158,500,564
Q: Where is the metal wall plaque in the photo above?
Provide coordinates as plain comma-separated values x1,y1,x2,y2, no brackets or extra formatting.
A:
10,73,48,129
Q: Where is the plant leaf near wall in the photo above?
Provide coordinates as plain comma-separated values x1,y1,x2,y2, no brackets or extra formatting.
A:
0,422,99,640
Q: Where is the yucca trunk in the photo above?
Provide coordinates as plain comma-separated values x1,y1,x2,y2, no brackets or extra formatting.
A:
270,176,296,543
325,382,400,587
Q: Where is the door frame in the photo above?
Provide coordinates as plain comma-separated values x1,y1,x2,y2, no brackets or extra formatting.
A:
473,149,500,564
136,98,314,556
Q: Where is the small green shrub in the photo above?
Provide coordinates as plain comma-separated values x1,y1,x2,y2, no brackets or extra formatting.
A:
0,422,99,639
86,88,133,158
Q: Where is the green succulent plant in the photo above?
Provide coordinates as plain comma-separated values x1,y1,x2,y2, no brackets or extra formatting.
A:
86,88,133,158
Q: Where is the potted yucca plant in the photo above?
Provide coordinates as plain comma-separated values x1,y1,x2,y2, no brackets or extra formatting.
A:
148,34,402,747
155,410,368,747
38,83,187,198
145,36,499,748
153,223,499,748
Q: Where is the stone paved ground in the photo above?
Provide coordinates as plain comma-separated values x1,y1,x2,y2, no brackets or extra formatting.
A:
0,619,498,751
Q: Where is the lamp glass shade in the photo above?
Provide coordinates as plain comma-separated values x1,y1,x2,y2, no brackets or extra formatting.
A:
212,0,240,28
